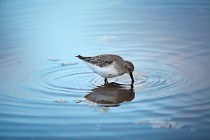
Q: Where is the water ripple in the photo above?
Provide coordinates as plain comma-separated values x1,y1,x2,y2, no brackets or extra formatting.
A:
140,67,186,92
0,0,210,139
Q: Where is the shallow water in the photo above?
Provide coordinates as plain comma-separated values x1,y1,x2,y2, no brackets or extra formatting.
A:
0,0,210,139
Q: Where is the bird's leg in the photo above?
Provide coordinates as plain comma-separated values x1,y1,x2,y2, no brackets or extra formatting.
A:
104,78,108,84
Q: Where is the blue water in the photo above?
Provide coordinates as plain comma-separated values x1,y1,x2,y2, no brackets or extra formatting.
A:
0,0,210,139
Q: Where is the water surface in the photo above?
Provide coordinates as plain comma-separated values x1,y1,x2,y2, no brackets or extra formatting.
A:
0,0,210,139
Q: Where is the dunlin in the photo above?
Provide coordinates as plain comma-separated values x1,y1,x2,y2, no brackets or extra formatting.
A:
76,54,134,84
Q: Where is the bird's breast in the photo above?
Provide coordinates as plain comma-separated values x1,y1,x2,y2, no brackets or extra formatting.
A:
86,62,120,78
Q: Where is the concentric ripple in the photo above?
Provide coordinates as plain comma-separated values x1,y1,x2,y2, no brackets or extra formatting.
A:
1,0,210,139
139,66,186,92
132,65,186,101
26,66,97,96
24,61,186,103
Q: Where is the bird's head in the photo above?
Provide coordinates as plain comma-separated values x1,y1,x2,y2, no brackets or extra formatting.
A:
125,60,134,84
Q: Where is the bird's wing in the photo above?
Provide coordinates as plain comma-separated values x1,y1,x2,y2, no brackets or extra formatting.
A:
88,56,114,67
76,55,114,67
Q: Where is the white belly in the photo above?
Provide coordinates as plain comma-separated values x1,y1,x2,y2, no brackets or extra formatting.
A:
86,62,119,78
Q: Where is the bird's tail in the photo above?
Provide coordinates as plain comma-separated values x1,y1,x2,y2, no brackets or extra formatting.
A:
75,55,91,60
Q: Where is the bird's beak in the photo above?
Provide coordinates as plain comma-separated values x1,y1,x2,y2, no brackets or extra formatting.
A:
130,72,134,85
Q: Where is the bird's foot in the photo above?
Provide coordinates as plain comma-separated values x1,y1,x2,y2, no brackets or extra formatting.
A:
104,78,108,84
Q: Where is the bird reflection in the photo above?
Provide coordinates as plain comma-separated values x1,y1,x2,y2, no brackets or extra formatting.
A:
85,82,135,107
